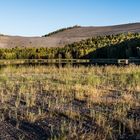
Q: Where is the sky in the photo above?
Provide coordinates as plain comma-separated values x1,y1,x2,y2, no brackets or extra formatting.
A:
0,0,140,36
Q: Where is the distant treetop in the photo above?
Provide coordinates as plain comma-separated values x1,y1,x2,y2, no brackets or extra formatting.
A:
42,25,81,37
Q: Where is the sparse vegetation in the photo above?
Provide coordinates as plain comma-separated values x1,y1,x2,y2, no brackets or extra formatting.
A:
0,65,139,139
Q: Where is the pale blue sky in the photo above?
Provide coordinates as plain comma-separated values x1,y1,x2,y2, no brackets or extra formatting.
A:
0,0,140,36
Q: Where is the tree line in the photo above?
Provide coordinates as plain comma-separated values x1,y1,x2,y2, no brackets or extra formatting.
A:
42,25,81,37
0,33,140,59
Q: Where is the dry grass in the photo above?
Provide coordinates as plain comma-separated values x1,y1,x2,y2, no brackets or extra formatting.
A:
0,65,140,140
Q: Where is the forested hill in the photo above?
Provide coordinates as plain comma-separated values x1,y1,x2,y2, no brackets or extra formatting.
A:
0,33,140,59
0,23,140,48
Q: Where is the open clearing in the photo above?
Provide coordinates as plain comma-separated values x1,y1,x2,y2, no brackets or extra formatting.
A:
0,65,140,140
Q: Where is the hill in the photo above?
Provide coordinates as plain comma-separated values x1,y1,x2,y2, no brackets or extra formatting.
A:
0,32,140,59
0,23,140,48
43,23,140,38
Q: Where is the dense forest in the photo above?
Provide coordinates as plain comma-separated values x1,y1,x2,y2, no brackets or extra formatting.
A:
0,33,140,59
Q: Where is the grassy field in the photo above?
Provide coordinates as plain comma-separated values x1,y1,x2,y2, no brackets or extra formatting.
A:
0,65,140,140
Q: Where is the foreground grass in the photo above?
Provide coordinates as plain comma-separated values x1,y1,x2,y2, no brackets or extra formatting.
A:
0,65,139,140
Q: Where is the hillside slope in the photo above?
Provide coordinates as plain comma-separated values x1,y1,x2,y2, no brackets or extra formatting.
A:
0,23,140,48
46,23,140,38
